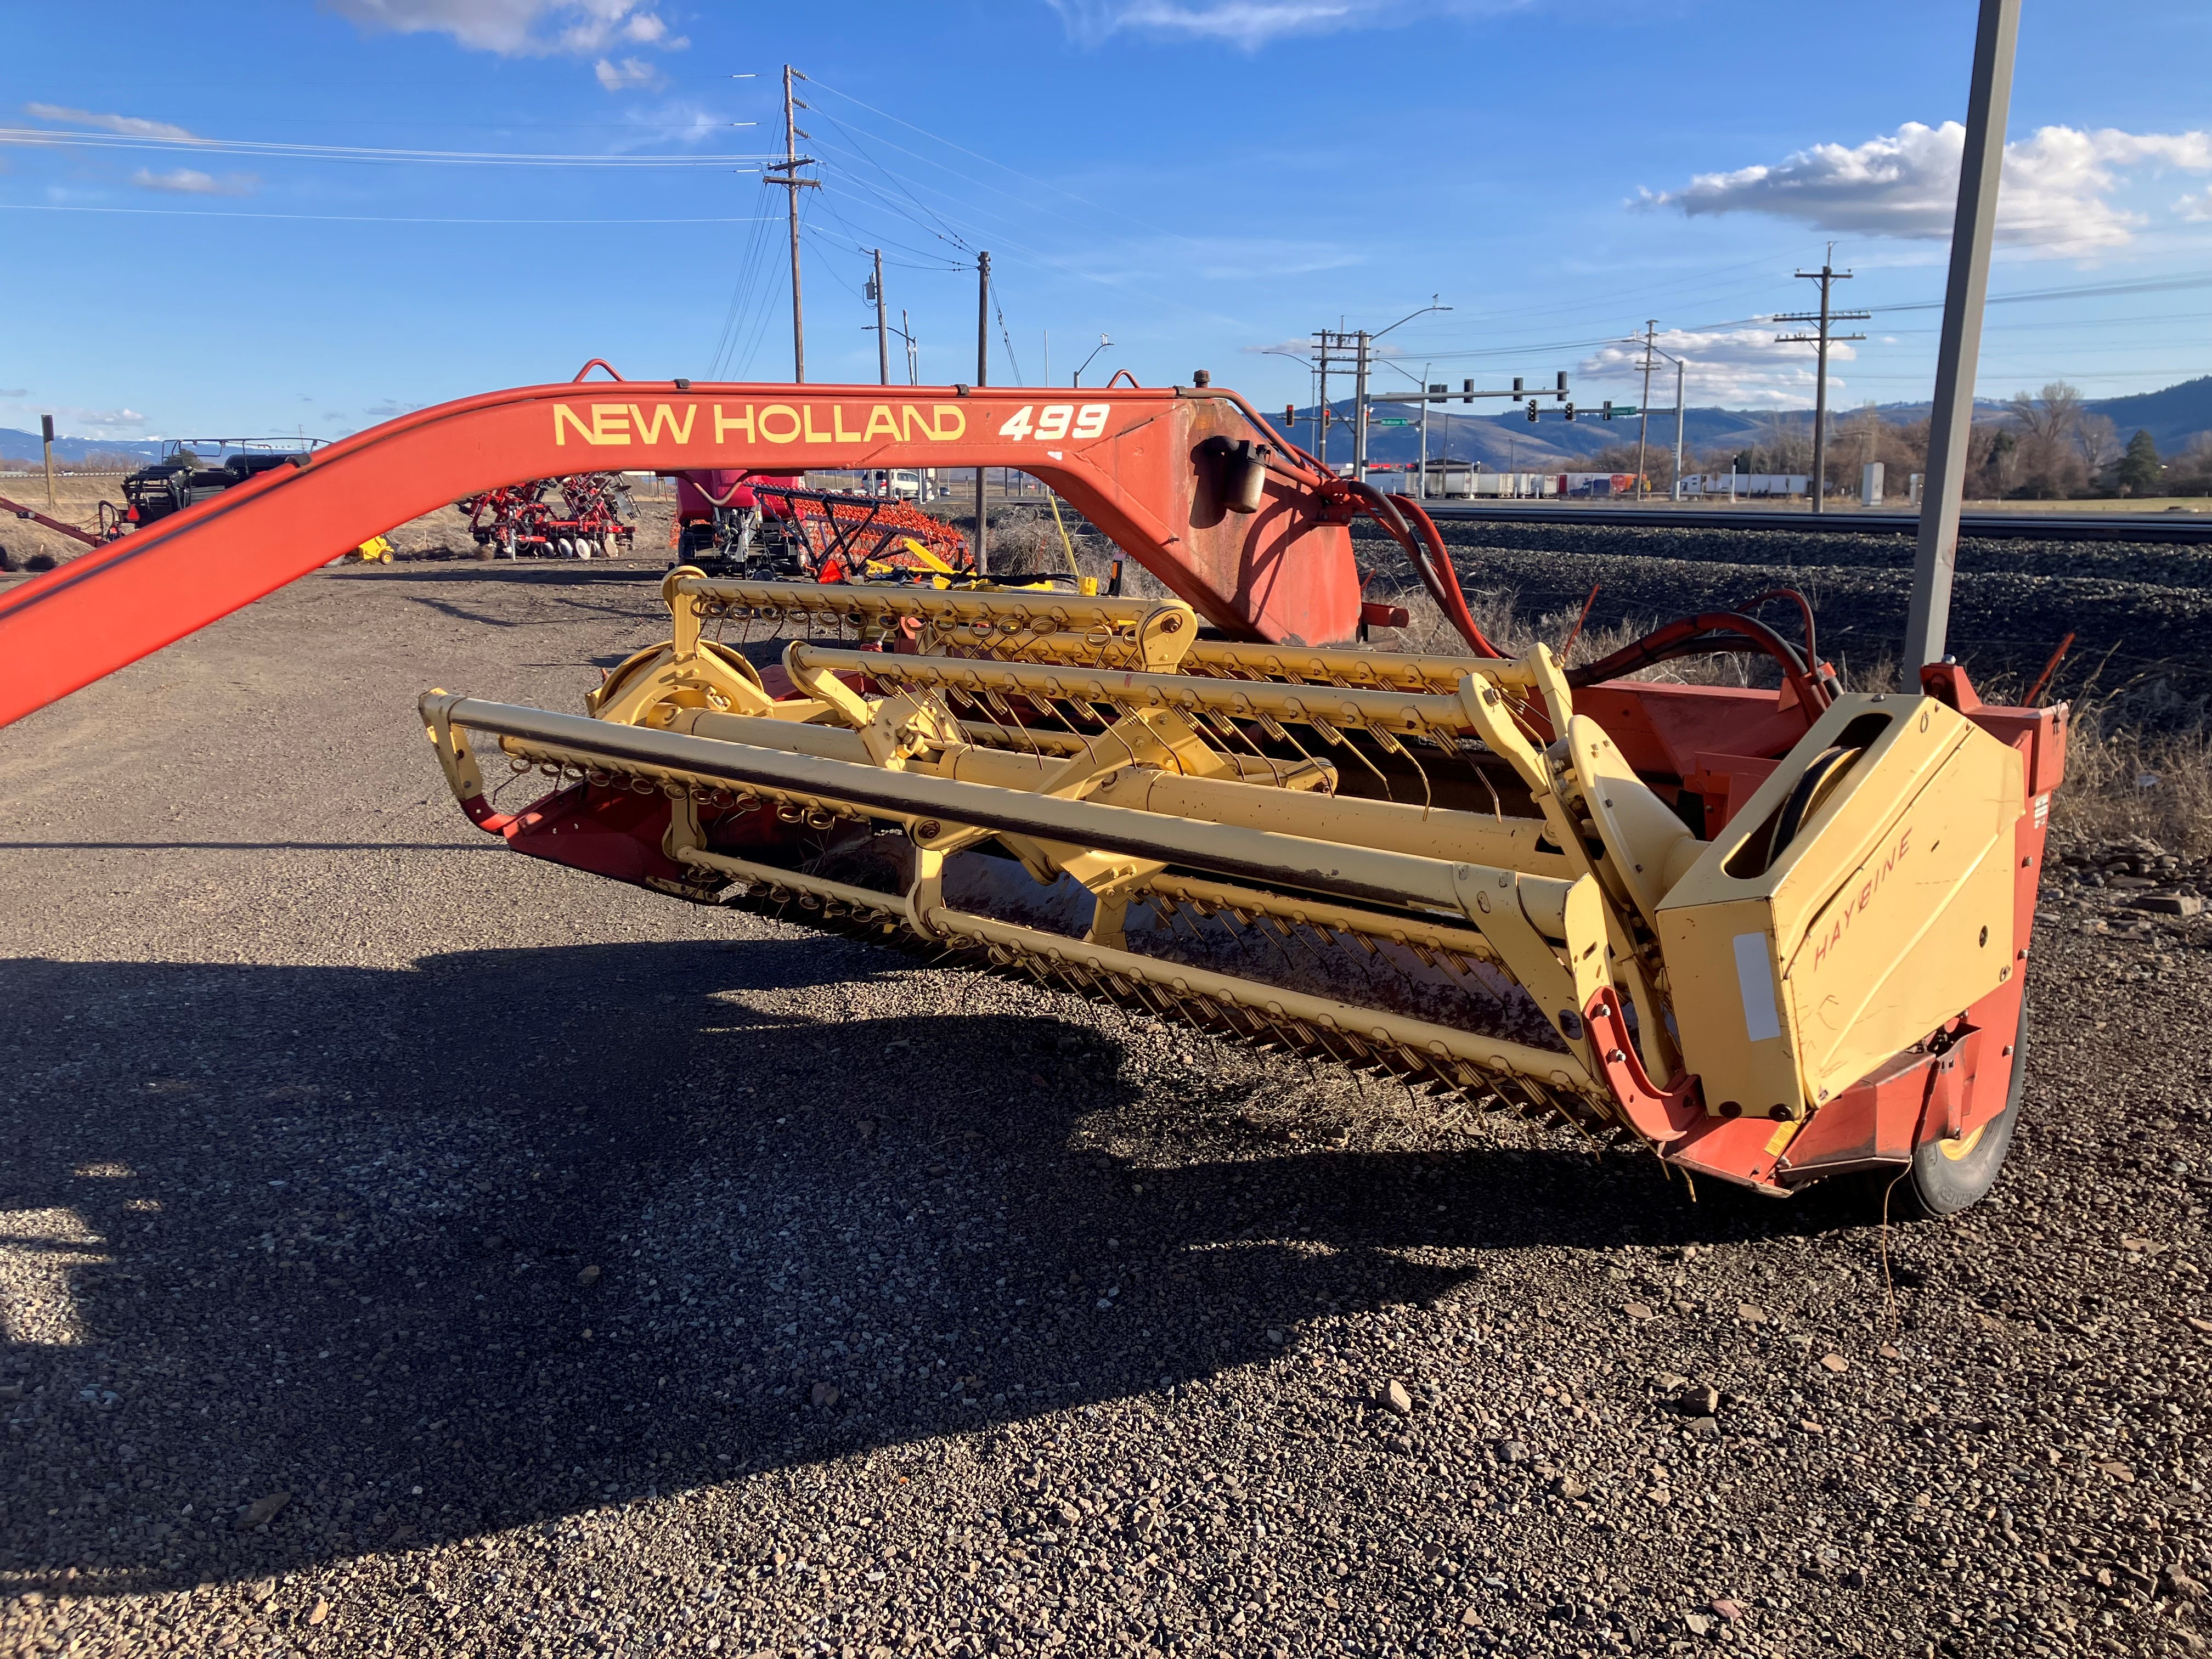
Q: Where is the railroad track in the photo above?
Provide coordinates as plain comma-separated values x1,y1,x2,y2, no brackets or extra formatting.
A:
1419,502,2212,543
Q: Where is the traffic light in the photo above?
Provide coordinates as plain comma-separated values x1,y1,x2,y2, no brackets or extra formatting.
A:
1462,379,1475,404
1564,403,1576,422
1602,401,1615,421
1511,377,1523,395
1556,371,1568,398
1526,399,1539,423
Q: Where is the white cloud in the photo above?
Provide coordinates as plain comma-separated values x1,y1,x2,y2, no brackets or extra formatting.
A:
2180,185,2212,222
131,166,258,196
6,402,151,437
323,0,686,59
1641,122,2212,255
1576,327,1847,410
24,103,197,140
1046,0,1507,50
594,55,662,92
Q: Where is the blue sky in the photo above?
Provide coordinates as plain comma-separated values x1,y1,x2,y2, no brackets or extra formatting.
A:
4,0,2210,441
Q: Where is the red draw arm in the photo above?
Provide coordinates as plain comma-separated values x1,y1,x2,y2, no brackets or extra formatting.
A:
0,379,1363,730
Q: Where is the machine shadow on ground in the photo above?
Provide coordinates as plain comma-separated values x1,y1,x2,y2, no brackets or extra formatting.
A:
0,935,1874,1598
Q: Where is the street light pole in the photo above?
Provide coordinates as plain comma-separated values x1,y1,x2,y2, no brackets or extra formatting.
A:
1072,333,1112,387
1674,357,1686,501
1635,336,1690,503
1635,320,1656,501
1418,363,1431,500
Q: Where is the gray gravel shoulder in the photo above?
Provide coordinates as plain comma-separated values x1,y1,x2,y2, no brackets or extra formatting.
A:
1,566,2207,1659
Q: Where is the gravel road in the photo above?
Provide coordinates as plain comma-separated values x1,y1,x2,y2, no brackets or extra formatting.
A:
2,564,2208,1659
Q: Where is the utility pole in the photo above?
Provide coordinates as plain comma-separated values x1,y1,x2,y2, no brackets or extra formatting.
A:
1776,250,1869,514
1313,331,1331,471
1314,300,1445,481
869,249,889,385
1417,369,1433,500
41,415,55,509
764,65,819,382
1634,321,1656,501
1666,354,1686,502
1351,331,1373,483
1906,0,2019,667
901,308,918,385
974,251,990,576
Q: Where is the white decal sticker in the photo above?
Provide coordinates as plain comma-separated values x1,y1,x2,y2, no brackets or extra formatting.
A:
1733,933,1782,1043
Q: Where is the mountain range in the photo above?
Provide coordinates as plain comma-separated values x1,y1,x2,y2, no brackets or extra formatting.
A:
6,375,2209,471
1291,374,2212,470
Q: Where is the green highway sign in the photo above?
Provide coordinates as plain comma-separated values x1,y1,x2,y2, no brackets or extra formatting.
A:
1373,418,1412,427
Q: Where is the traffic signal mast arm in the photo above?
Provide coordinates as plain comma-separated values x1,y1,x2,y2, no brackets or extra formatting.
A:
1359,374,1638,424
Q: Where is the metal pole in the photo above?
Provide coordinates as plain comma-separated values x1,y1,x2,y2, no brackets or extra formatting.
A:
1905,0,2021,669
1352,331,1370,483
872,249,889,386
974,251,990,577
1635,320,1655,501
1314,332,1329,472
1672,358,1686,503
902,308,917,385
1418,366,1430,501
1812,268,1831,514
41,415,56,510
782,65,805,382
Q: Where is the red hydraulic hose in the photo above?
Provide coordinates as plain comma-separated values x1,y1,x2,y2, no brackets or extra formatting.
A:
1338,479,1503,657
1566,610,1832,715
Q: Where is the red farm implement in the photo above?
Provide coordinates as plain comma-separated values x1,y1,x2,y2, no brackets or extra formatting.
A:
459,472,637,560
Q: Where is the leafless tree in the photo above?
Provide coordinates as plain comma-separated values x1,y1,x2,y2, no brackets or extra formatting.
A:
2004,382,2091,497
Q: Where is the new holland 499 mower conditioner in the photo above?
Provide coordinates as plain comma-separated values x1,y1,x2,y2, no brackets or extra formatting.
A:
0,370,2061,1218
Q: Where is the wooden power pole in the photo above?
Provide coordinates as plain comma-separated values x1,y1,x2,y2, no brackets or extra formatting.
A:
1776,251,1869,514
974,251,991,575
765,65,819,382
870,249,889,385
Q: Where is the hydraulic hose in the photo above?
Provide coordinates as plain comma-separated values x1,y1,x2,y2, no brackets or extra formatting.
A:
1566,609,1833,715
1338,479,1503,657
1730,587,1843,701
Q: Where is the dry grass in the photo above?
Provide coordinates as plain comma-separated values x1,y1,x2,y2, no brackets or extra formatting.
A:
1362,569,2211,856
1362,573,1770,689
2045,706,2212,855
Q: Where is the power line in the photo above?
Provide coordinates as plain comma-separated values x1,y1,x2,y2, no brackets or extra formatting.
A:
0,202,775,225
0,126,770,167
803,76,1207,251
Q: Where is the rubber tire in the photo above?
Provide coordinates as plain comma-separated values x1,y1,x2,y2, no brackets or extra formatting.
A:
1897,1006,2030,1218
